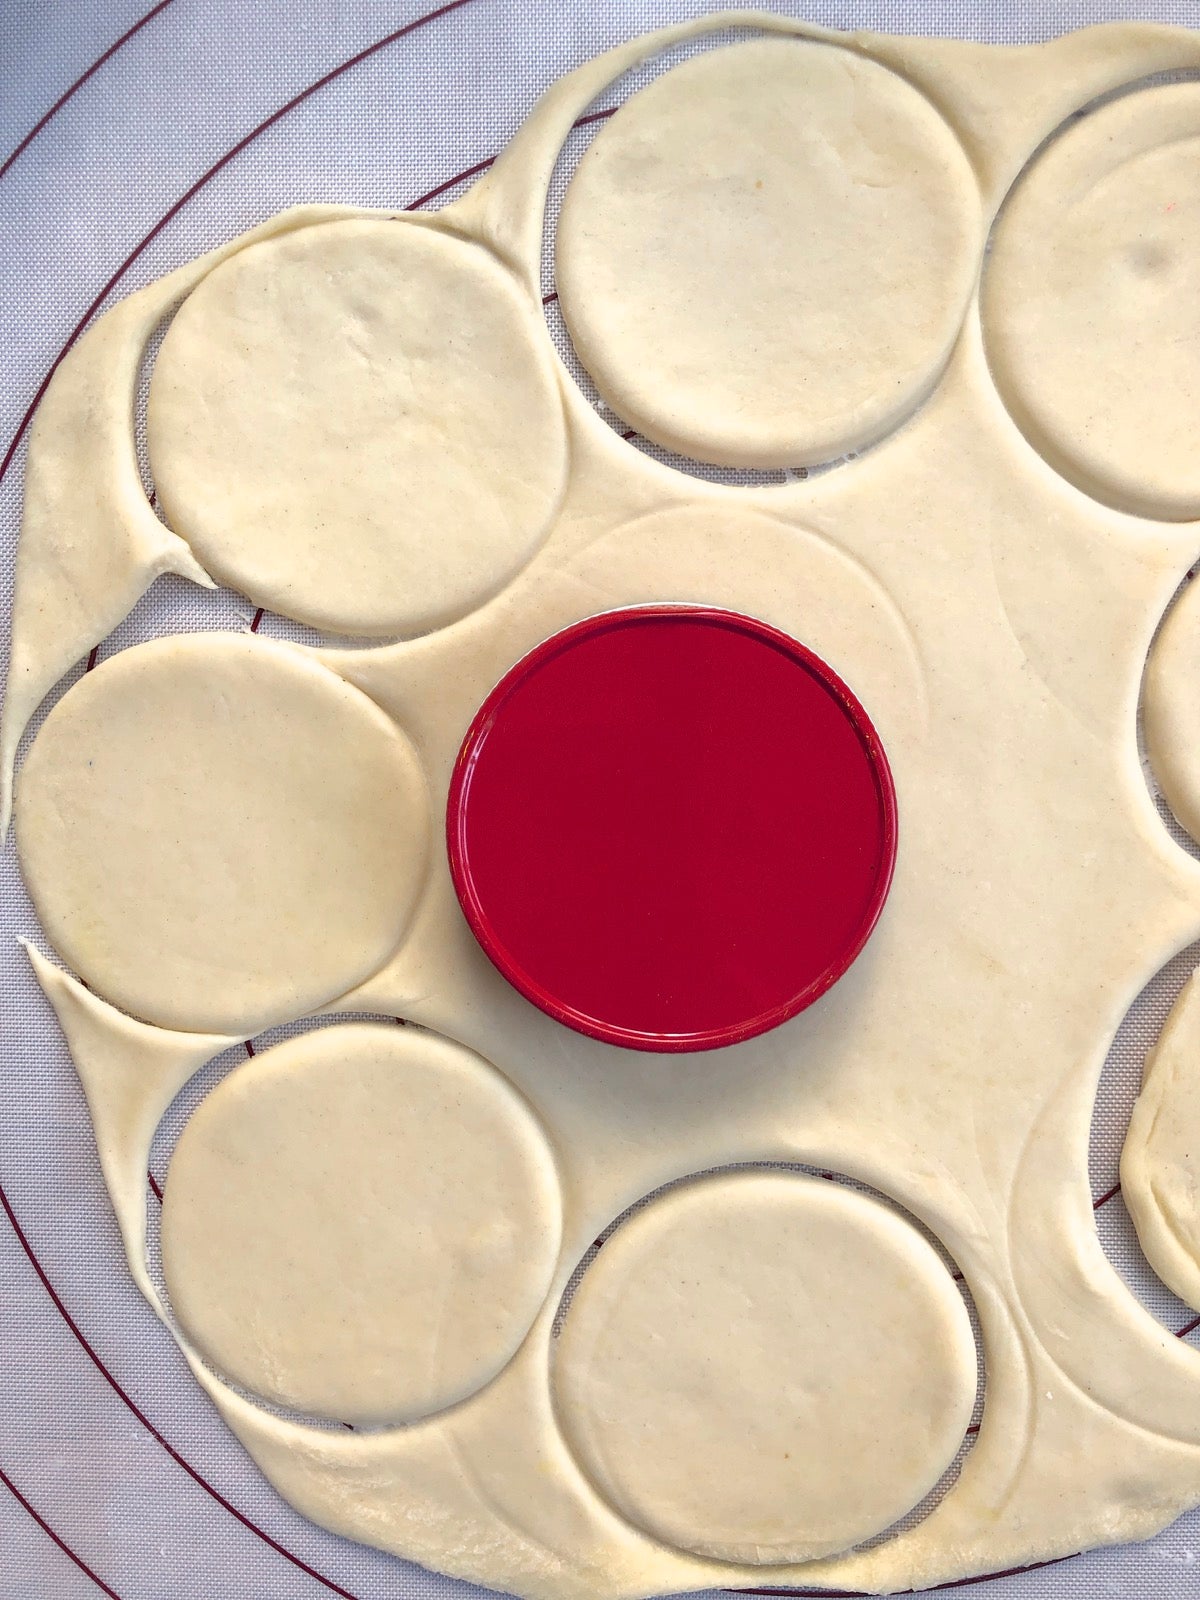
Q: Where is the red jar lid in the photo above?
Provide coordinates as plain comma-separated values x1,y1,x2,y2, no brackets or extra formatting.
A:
447,606,897,1053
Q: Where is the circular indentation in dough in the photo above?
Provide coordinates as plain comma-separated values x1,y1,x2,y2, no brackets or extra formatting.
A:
162,1023,561,1424
16,633,428,1034
554,1171,975,1564
984,84,1200,519
1143,578,1200,842
147,218,568,635
555,38,980,469
448,606,897,1051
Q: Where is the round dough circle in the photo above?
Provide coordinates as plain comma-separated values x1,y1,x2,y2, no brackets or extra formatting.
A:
554,1171,976,1564
148,218,568,635
984,84,1200,519
555,38,981,469
162,1023,562,1425
16,633,428,1034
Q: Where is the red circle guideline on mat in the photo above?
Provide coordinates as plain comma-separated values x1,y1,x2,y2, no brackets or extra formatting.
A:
447,605,898,1052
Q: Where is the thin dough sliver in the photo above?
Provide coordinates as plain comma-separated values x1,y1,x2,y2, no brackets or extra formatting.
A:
1123,971,1200,1313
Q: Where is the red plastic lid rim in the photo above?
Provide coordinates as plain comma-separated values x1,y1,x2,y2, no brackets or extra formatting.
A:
446,604,898,1054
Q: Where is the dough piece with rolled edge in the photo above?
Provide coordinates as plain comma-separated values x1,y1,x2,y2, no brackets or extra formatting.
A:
1123,970,1200,1312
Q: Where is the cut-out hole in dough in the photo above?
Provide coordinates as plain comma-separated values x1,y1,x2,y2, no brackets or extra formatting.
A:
554,36,981,470
147,217,568,637
553,1168,976,1565
161,1021,562,1426
984,79,1200,520
16,632,430,1036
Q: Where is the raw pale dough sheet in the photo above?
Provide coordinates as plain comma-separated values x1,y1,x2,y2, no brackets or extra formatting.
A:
8,6,1200,1600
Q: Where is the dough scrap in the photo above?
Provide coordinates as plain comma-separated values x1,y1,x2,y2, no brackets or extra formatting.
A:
162,1023,562,1425
23,942,237,1312
984,82,1200,520
555,37,981,468
1144,575,1200,843
148,217,568,636
554,1170,976,1564
16,632,429,1035
1122,970,1200,1313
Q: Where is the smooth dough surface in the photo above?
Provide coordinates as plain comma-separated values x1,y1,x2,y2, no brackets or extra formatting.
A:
554,1171,976,1564
16,633,429,1035
555,37,981,468
1122,971,1200,1313
984,83,1200,520
1144,576,1200,842
148,217,568,635
162,1023,562,1425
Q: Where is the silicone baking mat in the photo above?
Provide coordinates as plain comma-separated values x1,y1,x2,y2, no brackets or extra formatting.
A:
5,1,1200,1595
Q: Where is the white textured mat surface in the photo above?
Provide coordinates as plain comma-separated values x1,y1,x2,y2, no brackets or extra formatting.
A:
4,2,1200,1596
